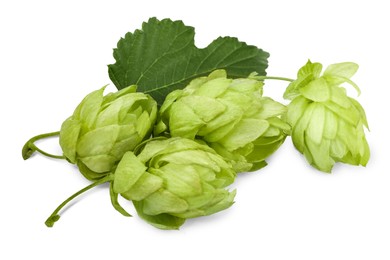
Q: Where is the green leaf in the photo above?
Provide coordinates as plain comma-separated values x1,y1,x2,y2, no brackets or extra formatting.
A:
306,103,326,144
108,17,269,105
109,182,132,217
121,172,163,201
323,62,359,80
73,86,106,129
297,60,323,78
132,200,186,230
76,125,120,157
59,118,81,163
113,151,147,194
299,77,330,102
322,62,361,95
154,163,202,198
283,60,322,100
218,119,270,150
143,189,189,215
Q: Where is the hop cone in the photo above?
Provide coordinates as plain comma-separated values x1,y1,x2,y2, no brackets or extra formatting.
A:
59,85,157,180
111,137,236,230
284,60,370,172
155,70,290,172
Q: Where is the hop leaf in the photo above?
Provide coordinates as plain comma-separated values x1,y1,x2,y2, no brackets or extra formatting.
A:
108,17,269,105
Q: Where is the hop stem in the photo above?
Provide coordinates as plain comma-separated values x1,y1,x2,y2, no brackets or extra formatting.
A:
22,131,65,160
254,76,295,82
45,174,114,227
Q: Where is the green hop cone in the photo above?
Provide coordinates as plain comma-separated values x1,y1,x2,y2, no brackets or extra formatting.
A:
59,85,157,180
111,137,236,230
284,60,370,172
154,70,290,173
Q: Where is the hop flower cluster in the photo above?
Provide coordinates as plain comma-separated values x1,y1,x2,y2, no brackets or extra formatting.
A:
23,63,370,229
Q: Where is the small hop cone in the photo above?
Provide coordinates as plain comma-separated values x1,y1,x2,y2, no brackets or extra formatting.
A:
111,137,236,230
284,60,370,172
59,85,157,180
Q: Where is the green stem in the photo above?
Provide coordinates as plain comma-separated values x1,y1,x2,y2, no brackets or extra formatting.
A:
22,131,65,160
254,76,295,82
45,174,114,227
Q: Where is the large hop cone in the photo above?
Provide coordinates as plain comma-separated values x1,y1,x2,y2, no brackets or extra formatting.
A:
111,137,236,230
155,70,290,173
59,85,157,180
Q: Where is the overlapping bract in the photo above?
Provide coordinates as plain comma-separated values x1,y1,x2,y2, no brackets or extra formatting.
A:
59,85,157,180
155,70,290,172
284,61,370,172
111,137,236,229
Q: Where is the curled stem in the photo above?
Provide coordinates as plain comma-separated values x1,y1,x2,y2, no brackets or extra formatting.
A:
22,131,65,160
45,174,114,227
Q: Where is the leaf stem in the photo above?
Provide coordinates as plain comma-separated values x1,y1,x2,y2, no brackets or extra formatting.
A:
22,131,65,160
45,174,114,227
254,76,295,82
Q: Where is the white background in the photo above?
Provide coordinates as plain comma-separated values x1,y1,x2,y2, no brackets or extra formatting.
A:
1,0,389,259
